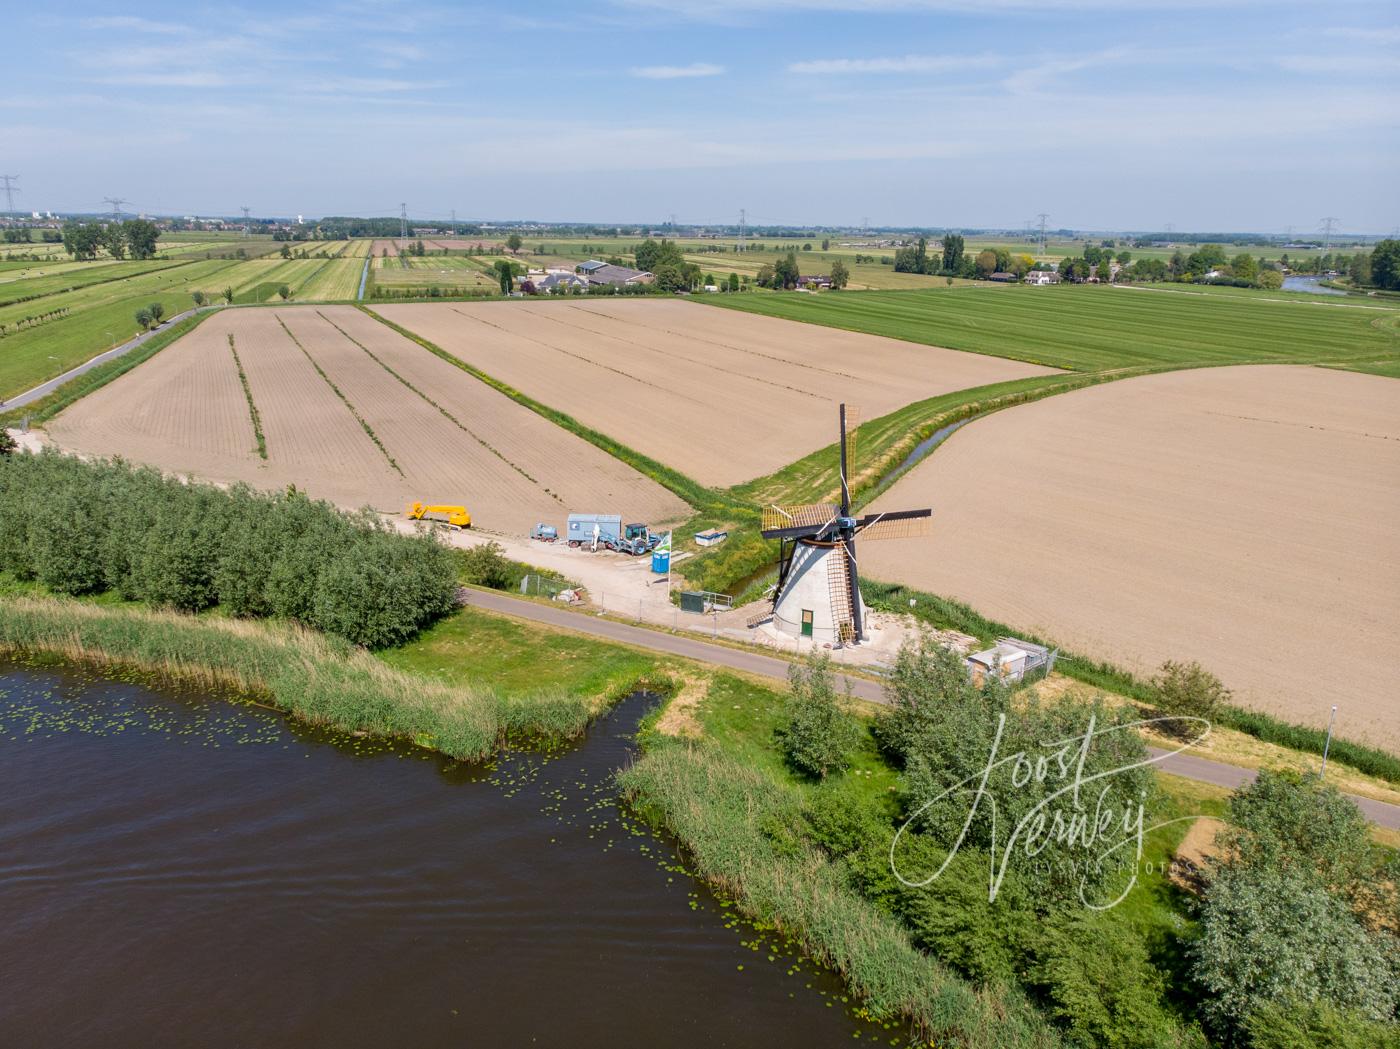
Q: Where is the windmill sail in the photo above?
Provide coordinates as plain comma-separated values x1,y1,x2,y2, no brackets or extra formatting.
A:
855,510,932,542
761,503,839,534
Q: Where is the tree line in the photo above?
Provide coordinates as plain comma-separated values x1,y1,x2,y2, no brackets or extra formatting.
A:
0,453,458,648
61,219,160,261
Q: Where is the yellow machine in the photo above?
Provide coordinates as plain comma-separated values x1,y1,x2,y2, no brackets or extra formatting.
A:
406,502,472,529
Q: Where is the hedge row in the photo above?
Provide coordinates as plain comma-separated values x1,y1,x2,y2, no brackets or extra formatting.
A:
0,451,457,648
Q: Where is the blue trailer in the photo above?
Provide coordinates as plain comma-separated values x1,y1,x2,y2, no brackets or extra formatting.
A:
566,513,622,548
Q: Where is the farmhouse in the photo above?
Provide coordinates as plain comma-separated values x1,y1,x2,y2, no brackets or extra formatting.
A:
537,272,589,293
1024,271,1060,285
796,275,833,289
577,260,655,287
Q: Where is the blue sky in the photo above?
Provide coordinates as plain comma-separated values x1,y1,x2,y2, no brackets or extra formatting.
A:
6,1,1398,232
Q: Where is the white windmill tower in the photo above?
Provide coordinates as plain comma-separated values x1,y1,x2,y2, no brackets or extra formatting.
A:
754,405,932,645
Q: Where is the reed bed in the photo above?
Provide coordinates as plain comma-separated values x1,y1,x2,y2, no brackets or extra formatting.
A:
619,739,1064,1048
0,596,595,760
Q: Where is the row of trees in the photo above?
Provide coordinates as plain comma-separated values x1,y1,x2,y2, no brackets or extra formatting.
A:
634,238,704,291
778,644,1400,1048
61,219,160,261
2,228,62,243
0,453,458,648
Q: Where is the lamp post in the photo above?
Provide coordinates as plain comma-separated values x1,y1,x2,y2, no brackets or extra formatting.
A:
1320,705,1338,778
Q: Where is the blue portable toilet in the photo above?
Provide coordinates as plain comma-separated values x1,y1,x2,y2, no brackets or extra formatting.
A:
651,531,672,574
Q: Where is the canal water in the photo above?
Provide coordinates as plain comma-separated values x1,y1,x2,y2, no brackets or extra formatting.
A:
1281,275,1346,296
0,662,903,1048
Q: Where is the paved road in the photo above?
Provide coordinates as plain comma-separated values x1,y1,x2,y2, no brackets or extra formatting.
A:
3,306,212,412
461,588,1400,831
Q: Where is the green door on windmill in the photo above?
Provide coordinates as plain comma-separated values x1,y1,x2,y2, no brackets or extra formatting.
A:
801,609,814,637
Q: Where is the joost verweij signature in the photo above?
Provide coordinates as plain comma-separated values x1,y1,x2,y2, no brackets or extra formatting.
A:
889,713,1209,910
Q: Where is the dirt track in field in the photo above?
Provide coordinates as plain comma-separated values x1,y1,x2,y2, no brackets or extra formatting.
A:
862,364,1400,750
47,306,689,534
373,299,1058,487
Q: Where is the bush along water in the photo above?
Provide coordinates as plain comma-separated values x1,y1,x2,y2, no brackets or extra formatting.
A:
0,450,457,648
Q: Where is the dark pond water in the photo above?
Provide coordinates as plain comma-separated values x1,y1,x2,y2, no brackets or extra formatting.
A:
0,662,905,1048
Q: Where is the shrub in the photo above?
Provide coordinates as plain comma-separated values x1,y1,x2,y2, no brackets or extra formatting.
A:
456,540,517,590
1026,911,1187,1049
1244,1000,1400,1049
0,430,15,456
875,633,1006,764
1219,769,1376,903
1152,660,1229,735
781,654,860,778
1190,863,1399,1038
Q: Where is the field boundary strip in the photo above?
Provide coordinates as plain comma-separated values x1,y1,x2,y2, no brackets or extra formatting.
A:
314,309,560,502
226,332,268,459
273,313,403,476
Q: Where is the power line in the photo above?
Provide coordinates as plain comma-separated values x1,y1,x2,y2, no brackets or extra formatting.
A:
240,205,251,237
103,196,129,221
400,202,407,240
1036,212,1049,255
0,175,18,216
738,207,746,252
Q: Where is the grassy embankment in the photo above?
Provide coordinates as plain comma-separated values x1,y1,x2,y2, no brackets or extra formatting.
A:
0,596,648,761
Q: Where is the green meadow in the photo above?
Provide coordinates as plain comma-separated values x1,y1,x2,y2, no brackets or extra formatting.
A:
706,284,1400,372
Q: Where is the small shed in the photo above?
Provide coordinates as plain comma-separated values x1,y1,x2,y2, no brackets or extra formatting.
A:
966,637,1055,684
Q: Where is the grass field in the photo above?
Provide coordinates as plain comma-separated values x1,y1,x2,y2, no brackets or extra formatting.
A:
706,284,1400,372
368,253,498,294
0,258,247,399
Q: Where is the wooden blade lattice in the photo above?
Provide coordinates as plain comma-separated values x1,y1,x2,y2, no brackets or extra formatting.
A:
841,405,861,492
856,514,932,542
761,503,839,533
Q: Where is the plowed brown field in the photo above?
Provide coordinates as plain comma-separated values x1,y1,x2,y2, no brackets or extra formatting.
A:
862,365,1400,750
47,307,689,534
373,299,1058,487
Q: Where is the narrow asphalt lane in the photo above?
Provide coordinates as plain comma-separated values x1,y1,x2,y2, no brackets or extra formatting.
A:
460,587,1400,831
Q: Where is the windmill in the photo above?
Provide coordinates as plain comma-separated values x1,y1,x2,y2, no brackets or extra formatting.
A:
753,405,931,645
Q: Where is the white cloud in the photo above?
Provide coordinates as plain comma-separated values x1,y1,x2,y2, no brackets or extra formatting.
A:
1277,54,1400,75
789,53,1001,74
1001,48,1136,94
80,15,192,34
298,76,446,93
97,71,234,88
1322,26,1400,45
629,62,725,79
